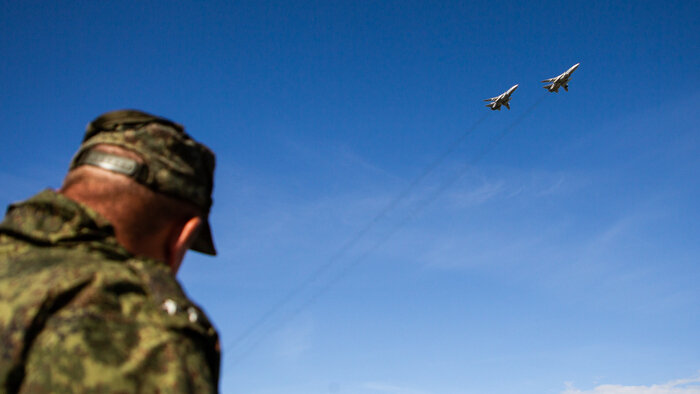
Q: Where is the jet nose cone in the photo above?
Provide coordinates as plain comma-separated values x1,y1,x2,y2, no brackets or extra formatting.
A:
572,63,580,70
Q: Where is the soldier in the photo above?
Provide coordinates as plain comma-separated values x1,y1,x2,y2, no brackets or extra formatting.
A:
0,110,220,393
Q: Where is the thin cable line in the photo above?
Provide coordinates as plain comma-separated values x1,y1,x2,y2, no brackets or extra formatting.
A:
224,94,549,368
223,111,491,361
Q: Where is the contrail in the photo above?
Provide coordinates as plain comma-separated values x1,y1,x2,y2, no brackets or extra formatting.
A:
224,95,546,368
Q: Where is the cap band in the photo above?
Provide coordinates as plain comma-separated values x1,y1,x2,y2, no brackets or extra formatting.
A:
75,150,145,180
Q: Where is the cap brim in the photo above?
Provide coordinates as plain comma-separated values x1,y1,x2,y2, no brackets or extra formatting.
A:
190,218,217,256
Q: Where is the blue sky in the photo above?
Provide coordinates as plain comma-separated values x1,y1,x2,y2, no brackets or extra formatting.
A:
2,1,699,393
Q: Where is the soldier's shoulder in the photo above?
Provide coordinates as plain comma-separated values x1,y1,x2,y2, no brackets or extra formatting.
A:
0,240,125,308
0,240,127,293
0,236,217,341
116,258,221,379
123,258,218,340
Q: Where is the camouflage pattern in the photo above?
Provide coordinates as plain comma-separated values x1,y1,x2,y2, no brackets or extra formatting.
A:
0,190,220,393
70,110,217,255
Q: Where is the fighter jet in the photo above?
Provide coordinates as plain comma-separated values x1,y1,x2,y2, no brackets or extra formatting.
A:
484,84,518,110
541,63,580,93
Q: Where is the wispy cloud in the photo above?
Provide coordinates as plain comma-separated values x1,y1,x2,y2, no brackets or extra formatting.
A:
277,135,400,182
217,163,593,278
443,180,505,208
336,144,400,180
439,167,580,209
562,375,700,394
362,381,432,394
271,313,314,360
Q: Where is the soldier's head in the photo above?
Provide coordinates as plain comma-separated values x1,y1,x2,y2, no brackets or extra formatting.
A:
60,110,216,274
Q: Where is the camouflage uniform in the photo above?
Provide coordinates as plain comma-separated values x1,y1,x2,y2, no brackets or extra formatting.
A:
0,111,220,393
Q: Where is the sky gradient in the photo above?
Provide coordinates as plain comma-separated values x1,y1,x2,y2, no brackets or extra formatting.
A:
2,1,699,393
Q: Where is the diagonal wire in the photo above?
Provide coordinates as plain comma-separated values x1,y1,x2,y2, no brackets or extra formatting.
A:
225,93,548,368
223,111,490,359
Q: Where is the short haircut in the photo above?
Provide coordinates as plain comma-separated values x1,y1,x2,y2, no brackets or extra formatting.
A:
61,145,201,247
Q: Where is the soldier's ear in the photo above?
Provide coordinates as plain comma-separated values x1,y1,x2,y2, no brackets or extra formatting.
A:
167,216,202,275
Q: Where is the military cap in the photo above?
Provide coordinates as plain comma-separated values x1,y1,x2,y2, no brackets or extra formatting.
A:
69,109,217,255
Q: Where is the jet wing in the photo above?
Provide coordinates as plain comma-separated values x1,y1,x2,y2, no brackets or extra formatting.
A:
484,96,500,102
541,77,557,82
